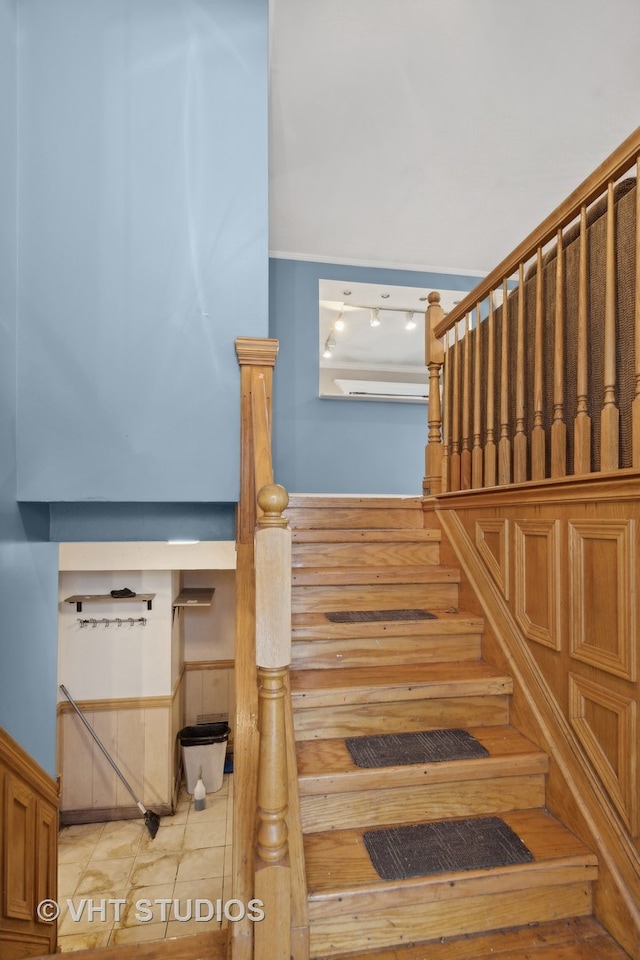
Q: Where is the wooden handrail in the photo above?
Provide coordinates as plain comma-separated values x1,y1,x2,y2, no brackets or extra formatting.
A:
233,339,308,960
426,126,640,492
434,125,640,340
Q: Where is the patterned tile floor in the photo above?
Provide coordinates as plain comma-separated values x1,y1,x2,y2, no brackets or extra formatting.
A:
56,775,233,951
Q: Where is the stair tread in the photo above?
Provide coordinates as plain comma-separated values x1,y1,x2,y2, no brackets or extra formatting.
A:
291,660,512,696
292,528,441,543
312,917,630,960
291,608,483,639
296,725,548,793
304,808,597,902
286,494,424,511
292,564,460,586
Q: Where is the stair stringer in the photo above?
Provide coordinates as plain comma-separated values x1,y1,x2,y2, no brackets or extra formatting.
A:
436,504,640,959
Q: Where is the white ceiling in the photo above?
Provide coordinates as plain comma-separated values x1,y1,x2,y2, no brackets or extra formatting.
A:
269,0,640,275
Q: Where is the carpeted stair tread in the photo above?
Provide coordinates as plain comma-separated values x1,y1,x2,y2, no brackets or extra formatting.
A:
291,608,483,641
363,816,533,880
325,608,438,623
296,726,549,792
303,808,598,901
345,728,489,767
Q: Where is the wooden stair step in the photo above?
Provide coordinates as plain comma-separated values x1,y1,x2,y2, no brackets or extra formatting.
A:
304,809,598,956
291,608,483,640
297,725,549,793
293,535,441,569
285,495,425,530
292,528,441,543
291,662,512,739
310,917,630,960
292,581,459,613
291,662,512,709
297,726,548,833
291,632,482,669
292,565,459,586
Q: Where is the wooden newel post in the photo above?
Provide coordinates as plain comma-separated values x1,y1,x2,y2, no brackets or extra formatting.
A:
254,483,292,960
424,291,445,495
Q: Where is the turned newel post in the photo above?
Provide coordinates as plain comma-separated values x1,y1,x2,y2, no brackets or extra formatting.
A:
254,483,292,960
424,291,445,496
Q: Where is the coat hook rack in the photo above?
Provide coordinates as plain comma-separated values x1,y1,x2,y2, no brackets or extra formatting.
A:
78,617,147,628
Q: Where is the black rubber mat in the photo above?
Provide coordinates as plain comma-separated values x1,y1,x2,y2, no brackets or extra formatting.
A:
346,728,489,768
363,816,534,880
325,609,437,623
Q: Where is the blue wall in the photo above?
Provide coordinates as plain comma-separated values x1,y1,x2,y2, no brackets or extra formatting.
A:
0,0,59,775
0,0,268,776
17,0,268,504
270,258,477,495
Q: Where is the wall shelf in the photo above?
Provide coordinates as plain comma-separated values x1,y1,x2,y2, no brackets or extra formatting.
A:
64,594,155,613
173,588,215,608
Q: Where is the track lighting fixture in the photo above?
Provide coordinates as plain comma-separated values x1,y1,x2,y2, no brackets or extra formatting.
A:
405,311,417,331
370,308,381,328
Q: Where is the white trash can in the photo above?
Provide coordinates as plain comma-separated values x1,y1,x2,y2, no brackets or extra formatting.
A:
179,722,230,794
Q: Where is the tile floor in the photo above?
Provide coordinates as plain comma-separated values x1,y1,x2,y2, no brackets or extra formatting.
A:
56,775,233,952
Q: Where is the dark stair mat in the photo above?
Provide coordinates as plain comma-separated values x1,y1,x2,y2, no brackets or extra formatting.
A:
346,728,490,768
363,816,534,880
325,609,437,623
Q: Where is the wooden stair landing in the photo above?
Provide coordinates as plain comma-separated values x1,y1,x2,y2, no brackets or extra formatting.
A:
311,917,630,960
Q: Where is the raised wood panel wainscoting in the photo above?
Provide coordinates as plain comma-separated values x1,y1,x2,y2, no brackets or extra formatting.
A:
0,727,58,959
434,471,640,957
57,677,184,824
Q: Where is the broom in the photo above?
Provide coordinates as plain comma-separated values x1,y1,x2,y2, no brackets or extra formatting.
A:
60,684,161,839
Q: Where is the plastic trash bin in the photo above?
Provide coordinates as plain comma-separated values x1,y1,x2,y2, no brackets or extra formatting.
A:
179,722,230,794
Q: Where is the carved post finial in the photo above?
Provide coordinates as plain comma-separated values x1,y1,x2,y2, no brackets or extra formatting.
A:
257,484,289,528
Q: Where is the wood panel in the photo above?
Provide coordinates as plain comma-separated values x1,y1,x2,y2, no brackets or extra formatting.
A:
0,727,58,958
475,519,509,599
58,694,179,822
514,519,561,650
569,673,637,834
436,488,640,954
568,520,637,680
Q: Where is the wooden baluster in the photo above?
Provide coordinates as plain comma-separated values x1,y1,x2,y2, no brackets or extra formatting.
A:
514,264,527,481
484,291,497,486
601,181,620,471
449,323,461,491
551,228,567,476
574,205,591,473
461,313,472,489
441,336,451,492
498,279,511,484
531,247,546,479
472,303,483,488
254,483,292,960
634,154,640,466
423,291,445,495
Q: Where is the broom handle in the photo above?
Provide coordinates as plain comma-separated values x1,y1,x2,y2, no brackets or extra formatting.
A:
59,684,146,813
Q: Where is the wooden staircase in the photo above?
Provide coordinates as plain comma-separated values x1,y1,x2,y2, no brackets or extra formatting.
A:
286,495,626,960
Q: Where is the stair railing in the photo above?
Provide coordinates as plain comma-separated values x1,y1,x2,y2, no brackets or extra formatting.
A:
233,338,308,960
423,125,640,494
